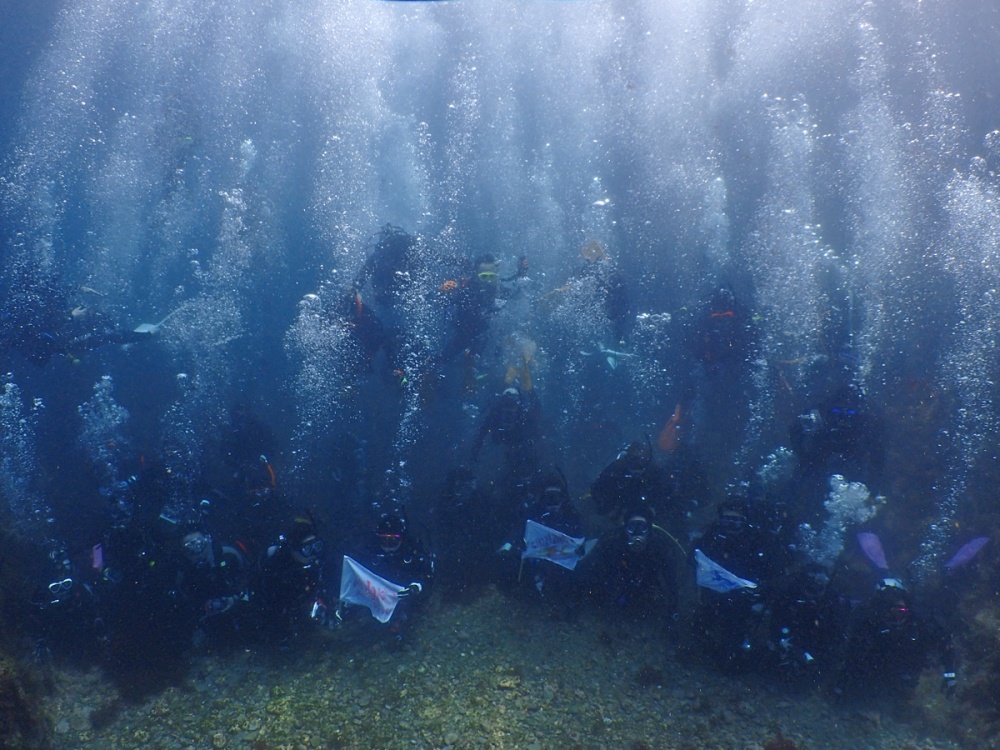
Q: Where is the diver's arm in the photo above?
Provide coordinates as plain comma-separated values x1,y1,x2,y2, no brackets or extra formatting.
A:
351,252,376,295
471,411,496,459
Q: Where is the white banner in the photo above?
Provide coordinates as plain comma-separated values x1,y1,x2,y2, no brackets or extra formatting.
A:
339,555,407,623
694,549,758,593
521,519,594,571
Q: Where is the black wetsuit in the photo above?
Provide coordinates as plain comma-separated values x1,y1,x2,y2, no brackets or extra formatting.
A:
584,528,678,621
693,514,793,672
832,589,954,702
258,542,323,643
352,225,420,312
590,453,671,523
175,540,251,642
473,389,543,481
349,536,434,638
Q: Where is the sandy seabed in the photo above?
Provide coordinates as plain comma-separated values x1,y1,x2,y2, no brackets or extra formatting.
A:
45,587,965,750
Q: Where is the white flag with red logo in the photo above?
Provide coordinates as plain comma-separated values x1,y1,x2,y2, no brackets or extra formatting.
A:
521,520,593,571
339,555,407,623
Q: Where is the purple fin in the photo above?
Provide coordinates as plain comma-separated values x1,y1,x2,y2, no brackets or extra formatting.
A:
944,537,989,569
857,532,889,570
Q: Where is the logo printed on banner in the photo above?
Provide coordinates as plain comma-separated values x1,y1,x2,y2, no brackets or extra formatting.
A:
694,549,758,593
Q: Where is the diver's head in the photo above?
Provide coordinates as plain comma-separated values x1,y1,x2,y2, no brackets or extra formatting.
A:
710,284,737,313
475,254,499,283
500,386,521,406
538,472,570,513
377,512,407,553
292,533,323,566
619,440,651,470
797,408,823,435
717,497,749,535
625,514,651,549
875,578,912,627
181,530,213,565
287,517,322,566
802,563,831,599
378,224,413,247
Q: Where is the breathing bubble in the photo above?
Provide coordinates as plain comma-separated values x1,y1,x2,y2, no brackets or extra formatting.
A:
984,129,1000,157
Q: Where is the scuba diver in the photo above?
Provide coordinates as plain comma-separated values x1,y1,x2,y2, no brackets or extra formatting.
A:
28,526,193,691
471,383,543,485
258,515,326,646
578,240,634,346
95,521,194,690
580,508,679,629
218,404,281,514
684,284,755,373
790,384,885,488
334,286,391,372
518,470,584,539
346,224,438,385
172,527,253,648
590,438,672,526
351,224,422,313
763,562,852,683
509,470,587,619
551,239,634,350
1,272,155,366
691,496,795,673
831,576,956,703
439,252,527,363
364,512,435,589
27,540,109,663
828,531,983,703
334,511,434,646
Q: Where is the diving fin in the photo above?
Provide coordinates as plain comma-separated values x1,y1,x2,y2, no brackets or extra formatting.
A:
134,308,180,334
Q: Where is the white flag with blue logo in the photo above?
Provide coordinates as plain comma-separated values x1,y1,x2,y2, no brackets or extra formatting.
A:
521,520,594,571
339,555,407,623
694,549,758,592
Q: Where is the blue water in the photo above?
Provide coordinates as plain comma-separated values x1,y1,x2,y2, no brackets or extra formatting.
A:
1,1,998,740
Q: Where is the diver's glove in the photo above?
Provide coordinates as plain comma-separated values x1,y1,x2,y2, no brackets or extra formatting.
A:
399,582,422,597
941,671,957,696
310,597,328,625
332,603,346,628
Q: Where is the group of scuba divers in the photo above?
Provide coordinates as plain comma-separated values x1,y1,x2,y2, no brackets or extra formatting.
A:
11,225,985,708
471,426,971,706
